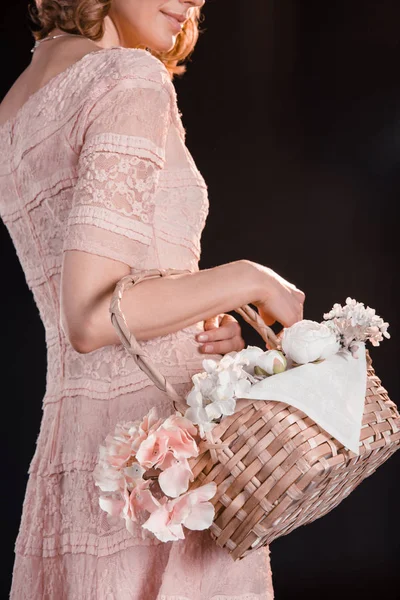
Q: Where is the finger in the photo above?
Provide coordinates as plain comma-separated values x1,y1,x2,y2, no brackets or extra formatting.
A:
200,335,245,355
197,315,220,343
203,315,221,331
197,315,240,342
198,320,242,344
215,314,241,336
218,313,239,326
260,312,276,326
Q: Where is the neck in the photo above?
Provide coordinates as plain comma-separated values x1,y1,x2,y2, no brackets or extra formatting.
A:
93,17,124,49
46,19,147,52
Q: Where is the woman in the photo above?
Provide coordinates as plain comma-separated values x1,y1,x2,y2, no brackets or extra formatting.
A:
0,1,304,598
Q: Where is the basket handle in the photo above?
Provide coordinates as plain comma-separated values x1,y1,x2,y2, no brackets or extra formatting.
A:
109,269,281,414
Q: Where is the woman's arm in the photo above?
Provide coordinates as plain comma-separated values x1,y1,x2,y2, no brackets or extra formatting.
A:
61,255,257,352
61,253,304,353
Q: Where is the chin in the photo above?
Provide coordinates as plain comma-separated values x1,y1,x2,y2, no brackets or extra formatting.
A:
147,35,177,54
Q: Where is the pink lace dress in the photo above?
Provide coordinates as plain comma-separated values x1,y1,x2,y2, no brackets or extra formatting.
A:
1,47,274,599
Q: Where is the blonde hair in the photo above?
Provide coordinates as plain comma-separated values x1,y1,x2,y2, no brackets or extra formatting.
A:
29,1,204,80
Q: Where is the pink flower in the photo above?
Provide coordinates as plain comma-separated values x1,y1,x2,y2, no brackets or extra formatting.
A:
136,414,199,471
169,482,217,530
102,423,135,470
121,479,160,534
98,492,124,518
130,408,164,454
140,503,185,542
105,408,163,469
142,482,217,542
162,414,198,437
93,456,125,492
99,477,160,535
96,409,207,542
158,458,195,498
94,408,164,493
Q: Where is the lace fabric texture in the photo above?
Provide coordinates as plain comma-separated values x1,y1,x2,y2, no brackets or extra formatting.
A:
63,80,171,267
1,48,274,599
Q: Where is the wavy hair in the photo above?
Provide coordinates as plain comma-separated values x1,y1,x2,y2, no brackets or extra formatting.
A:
29,1,205,80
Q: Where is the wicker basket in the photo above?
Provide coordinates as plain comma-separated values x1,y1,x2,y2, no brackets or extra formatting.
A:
110,269,400,561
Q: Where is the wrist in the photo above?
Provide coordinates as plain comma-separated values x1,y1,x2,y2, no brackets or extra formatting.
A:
237,259,265,306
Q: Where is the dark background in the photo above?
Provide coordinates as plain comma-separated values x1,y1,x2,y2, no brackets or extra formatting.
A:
1,1,399,598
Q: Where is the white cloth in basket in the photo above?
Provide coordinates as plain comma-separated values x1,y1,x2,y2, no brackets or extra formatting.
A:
242,343,367,455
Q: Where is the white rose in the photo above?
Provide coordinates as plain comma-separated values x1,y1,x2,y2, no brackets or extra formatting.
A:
255,350,287,375
281,319,340,364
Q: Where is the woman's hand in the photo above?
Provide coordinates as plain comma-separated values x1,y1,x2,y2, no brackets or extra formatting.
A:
196,313,245,355
250,263,305,328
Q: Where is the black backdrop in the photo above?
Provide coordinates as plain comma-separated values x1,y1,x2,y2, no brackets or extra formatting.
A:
1,1,399,598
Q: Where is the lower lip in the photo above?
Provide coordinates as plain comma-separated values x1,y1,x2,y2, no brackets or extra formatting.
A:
162,12,183,34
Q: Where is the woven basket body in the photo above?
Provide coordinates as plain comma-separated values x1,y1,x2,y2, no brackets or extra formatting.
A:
110,271,400,561
187,352,400,560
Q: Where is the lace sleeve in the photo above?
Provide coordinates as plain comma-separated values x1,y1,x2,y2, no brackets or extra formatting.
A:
62,78,172,268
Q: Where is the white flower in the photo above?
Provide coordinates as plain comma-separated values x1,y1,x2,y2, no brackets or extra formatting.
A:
184,388,215,438
282,319,340,364
184,406,216,439
235,346,265,369
323,298,390,352
255,350,287,375
183,353,252,437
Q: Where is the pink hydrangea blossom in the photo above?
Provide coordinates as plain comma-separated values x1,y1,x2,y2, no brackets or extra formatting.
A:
142,482,217,542
94,408,164,493
129,407,164,454
97,407,162,470
96,409,215,541
101,422,136,470
135,414,199,471
157,457,195,498
99,476,161,535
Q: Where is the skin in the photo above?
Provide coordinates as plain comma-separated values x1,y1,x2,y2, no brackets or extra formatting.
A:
103,0,203,54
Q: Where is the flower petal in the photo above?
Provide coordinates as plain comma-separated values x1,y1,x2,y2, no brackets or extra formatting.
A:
158,461,193,498
186,388,203,408
93,460,124,492
184,406,210,425
182,501,215,531
205,402,223,420
123,462,146,481
142,505,185,542
136,432,168,469
235,378,251,398
203,359,218,374
99,494,124,517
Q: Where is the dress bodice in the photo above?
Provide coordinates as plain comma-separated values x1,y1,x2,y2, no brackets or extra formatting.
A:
0,47,211,406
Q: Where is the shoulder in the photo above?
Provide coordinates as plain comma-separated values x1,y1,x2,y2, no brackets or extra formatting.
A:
63,47,186,151
94,48,186,143
108,47,171,85
69,48,179,151
84,47,173,98
74,47,178,129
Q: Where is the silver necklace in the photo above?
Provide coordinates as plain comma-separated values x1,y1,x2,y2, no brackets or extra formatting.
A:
31,34,151,54
31,33,88,53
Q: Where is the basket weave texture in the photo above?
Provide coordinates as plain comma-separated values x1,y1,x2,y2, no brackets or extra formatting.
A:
110,270,400,561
